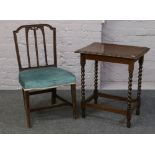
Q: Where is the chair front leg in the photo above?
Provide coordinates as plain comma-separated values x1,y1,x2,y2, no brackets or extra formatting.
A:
71,84,77,119
22,89,31,128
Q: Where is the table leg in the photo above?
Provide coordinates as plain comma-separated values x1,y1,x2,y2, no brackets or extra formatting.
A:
81,55,86,118
127,63,134,128
136,56,144,115
94,60,98,104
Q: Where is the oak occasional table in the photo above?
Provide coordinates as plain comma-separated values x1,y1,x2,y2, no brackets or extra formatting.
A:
75,42,149,128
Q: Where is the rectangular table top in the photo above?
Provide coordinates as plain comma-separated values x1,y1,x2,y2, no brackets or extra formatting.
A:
75,42,149,60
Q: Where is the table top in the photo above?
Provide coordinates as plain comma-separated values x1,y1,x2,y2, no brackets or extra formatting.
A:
75,42,149,60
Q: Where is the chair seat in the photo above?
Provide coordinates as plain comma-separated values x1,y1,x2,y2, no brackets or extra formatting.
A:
19,67,76,90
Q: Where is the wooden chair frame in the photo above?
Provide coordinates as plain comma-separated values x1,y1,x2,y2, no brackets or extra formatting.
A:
13,24,77,128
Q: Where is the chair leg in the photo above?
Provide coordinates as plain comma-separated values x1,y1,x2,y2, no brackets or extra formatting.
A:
51,88,56,105
71,84,77,119
22,89,31,128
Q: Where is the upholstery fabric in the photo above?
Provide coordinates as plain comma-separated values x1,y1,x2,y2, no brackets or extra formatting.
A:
19,67,76,90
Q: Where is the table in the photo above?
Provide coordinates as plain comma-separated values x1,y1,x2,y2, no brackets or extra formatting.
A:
75,42,149,128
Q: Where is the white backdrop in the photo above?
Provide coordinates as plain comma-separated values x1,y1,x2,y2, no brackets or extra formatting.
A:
101,20,155,89
1,20,155,90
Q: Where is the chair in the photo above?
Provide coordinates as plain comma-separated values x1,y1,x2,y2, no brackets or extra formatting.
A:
13,24,77,128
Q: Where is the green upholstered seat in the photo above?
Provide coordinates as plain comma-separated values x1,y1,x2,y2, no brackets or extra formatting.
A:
19,67,76,90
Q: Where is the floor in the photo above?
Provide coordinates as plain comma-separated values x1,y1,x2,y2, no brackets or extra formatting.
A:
0,90,155,134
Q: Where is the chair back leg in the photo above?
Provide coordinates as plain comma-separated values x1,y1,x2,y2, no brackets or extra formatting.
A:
51,88,57,105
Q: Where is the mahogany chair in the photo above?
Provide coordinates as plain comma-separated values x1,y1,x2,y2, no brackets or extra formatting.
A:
13,24,77,128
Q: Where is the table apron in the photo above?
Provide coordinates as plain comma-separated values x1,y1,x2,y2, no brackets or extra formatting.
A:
84,54,136,65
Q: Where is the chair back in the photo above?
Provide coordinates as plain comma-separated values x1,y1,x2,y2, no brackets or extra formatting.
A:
13,24,57,71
